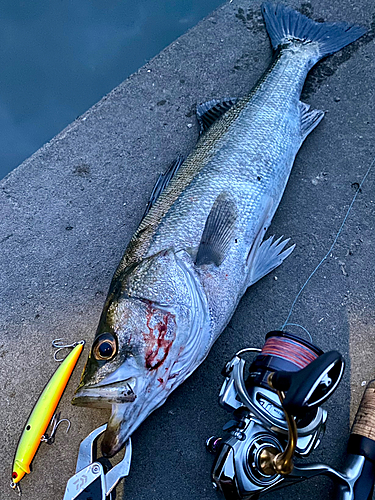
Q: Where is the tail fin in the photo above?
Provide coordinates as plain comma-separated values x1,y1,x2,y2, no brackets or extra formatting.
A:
261,3,366,60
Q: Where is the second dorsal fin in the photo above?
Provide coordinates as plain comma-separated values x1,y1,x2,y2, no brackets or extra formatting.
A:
196,98,238,134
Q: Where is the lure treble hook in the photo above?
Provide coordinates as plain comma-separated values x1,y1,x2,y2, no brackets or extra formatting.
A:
41,412,71,445
52,339,85,362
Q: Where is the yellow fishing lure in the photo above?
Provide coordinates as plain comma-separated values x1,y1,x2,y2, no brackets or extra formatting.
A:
11,341,84,490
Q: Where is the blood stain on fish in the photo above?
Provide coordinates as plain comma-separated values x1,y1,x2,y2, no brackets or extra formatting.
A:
143,304,176,370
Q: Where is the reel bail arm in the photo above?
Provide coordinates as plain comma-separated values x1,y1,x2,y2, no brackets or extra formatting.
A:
259,388,297,475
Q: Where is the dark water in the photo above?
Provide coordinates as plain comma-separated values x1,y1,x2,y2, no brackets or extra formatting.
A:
0,0,223,180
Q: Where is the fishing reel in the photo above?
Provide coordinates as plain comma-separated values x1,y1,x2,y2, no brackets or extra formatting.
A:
207,331,345,499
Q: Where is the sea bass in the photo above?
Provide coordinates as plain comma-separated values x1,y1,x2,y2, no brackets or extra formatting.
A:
73,3,366,457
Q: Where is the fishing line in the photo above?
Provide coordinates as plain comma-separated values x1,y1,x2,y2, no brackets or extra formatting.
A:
281,156,374,332
282,323,312,342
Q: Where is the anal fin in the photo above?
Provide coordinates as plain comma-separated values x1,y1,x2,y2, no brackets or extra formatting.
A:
299,101,324,142
195,193,237,267
247,235,295,287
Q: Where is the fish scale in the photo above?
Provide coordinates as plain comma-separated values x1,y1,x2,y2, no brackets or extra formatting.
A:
72,3,367,458
147,49,317,257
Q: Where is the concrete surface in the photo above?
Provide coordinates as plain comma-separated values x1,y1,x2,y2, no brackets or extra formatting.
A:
1,1,374,499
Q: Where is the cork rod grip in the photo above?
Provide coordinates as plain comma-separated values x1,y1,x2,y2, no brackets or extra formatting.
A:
352,380,375,441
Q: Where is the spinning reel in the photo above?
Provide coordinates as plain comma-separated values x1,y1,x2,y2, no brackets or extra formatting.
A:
207,331,375,500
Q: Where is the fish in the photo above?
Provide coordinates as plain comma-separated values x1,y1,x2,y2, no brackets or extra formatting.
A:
72,3,366,457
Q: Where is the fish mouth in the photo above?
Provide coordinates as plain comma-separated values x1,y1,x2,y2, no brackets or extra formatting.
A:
73,374,146,458
73,371,170,457
72,377,137,407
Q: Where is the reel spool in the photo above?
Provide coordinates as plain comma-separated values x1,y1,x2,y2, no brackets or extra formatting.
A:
246,331,323,388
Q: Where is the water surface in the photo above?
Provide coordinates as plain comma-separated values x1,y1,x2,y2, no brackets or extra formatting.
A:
0,0,223,179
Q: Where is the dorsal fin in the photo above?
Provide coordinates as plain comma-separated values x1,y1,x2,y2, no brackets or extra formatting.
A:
195,193,237,267
196,98,238,134
142,155,184,219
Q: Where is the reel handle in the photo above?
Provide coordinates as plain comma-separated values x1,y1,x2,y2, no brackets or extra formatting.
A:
270,350,344,418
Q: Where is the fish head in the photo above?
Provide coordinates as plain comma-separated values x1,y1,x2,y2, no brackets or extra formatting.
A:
72,294,180,457
73,249,207,457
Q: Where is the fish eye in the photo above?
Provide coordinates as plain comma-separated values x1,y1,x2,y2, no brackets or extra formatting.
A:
92,333,117,361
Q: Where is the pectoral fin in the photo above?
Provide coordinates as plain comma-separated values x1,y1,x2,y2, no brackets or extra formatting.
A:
195,193,237,266
247,235,295,287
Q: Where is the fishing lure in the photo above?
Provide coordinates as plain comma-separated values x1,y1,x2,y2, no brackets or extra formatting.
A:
10,340,85,493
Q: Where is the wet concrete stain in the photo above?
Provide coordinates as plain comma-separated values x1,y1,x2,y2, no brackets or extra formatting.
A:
346,238,363,257
232,51,262,73
235,7,265,34
351,182,362,193
297,2,314,18
73,164,91,177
